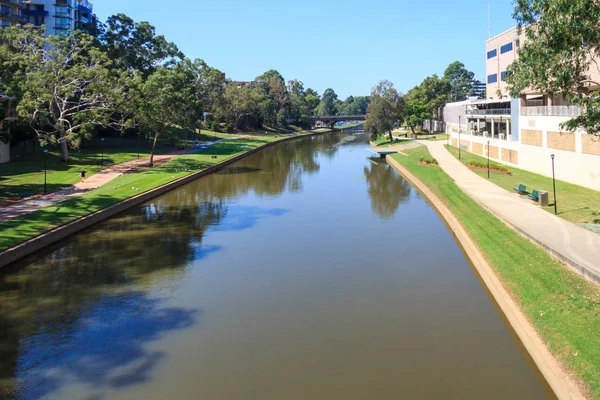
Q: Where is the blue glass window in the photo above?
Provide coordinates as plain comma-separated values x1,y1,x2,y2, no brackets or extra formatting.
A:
488,74,498,84
487,49,497,59
500,42,513,54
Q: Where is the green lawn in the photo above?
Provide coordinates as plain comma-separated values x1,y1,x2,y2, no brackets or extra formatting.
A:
445,145,600,227
392,147,600,399
0,138,274,251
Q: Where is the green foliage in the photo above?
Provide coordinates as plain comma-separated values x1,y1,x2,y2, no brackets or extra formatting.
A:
466,160,509,172
365,80,405,142
405,100,433,133
444,61,475,102
418,156,438,165
507,0,600,135
406,74,451,116
316,88,339,116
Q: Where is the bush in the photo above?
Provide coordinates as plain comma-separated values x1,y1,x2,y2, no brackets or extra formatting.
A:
419,156,438,165
225,122,233,133
208,119,220,132
467,160,509,172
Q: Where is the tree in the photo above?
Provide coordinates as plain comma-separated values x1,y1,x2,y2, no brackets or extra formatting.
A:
255,70,289,127
405,101,433,134
406,74,451,117
444,61,475,102
134,61,202,166
316,88,339,116
99,14,183,78
364,80,405,142
506,0,600,135
1,27,129,161
221,82,261,130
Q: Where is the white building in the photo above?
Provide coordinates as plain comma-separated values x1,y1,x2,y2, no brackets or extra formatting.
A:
445,26,600,191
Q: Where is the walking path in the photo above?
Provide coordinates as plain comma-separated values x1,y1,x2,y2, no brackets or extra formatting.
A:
0,139,231,223
422,141,600,284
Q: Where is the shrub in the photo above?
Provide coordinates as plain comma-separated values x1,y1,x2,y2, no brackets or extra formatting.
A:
419,156,438,165
467,160,509,172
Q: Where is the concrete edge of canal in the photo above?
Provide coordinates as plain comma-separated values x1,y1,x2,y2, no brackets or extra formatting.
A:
0,130,332,269
386,155,587,400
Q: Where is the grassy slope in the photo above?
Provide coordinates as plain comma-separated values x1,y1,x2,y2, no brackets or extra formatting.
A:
392,146,600,399
445,145,600,226
0,137,279,251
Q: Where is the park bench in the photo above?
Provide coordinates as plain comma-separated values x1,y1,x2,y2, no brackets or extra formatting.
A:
19,190,32,199
513,184,527,194
527,189,540,202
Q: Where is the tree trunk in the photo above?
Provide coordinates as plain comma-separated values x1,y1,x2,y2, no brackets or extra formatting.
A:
410,125,415,134
59,132,69,162
149,131,161,166
388,130,394,142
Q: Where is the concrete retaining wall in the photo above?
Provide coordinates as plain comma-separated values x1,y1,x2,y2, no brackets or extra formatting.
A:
0,131,329,268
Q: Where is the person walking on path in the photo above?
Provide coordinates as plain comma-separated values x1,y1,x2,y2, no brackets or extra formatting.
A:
80,168,86,183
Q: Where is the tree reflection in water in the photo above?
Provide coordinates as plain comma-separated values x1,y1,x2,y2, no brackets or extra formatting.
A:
0,131,352,398
364,158,412,219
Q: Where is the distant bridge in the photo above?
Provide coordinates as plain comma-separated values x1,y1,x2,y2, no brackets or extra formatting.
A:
310,115,366,128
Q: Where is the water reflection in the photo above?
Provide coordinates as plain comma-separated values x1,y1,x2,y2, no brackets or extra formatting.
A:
0,132,352,398
364,158,412,219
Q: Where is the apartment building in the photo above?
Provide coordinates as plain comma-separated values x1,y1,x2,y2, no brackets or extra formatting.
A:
0,0,26,28
22,0,95,35
444,26,600,191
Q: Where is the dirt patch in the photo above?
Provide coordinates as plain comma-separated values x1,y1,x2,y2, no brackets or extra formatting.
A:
468,165,512,175
125,157,173,174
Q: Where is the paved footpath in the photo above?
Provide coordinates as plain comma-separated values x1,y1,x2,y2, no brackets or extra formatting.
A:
0,139,232,223
423,141,600,285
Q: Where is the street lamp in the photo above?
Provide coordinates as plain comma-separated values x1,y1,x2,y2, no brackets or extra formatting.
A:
100,137,105,165
551,154,557,214
487,141,491,178
137,132,141,159
458,115,462,159
43,149,48,194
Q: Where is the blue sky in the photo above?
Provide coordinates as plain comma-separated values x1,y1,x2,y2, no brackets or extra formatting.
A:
94,0,517,99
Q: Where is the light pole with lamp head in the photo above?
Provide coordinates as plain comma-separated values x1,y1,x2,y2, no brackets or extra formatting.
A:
487,140,490,178
551,154,557,214
100,137,105,165
458,115,462,159
43,149,48,194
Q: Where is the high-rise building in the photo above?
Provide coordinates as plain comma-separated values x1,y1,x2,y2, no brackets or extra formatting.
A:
0,0,27,28
22,0,96,35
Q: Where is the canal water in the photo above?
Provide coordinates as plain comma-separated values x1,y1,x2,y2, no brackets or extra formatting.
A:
0,132,552,399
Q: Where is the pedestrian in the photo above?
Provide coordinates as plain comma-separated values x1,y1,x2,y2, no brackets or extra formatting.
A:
80,168,86,183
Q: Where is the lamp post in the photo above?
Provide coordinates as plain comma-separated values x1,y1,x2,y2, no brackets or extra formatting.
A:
100,137,105,165
43,149,48,194
458,115,462,159
137,132,140,159
551,154,557,214
487,141,491,178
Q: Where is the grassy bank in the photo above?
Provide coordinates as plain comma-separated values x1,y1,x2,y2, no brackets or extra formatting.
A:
391,146,600,399
0,133,304,252
445,145,600,230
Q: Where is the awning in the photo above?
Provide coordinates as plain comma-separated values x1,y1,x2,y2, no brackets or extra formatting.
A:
468,98,511,105
526,94,544,100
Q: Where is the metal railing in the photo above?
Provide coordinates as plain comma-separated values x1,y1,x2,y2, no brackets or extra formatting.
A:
0,0,24,6
466,108,511,116
0,10,26,21
520,106,582,117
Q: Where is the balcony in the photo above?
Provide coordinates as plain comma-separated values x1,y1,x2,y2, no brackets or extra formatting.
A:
520,106,582,117
22,9,49,16
0,10,26,22
466,108,511,117
0,0,25,8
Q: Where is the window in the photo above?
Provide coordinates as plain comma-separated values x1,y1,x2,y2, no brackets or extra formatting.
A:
487,49,497,59
488,74,498,84
501,71,508,81
500,42,513,54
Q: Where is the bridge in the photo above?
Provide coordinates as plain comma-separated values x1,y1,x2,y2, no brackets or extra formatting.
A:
310,115,366,129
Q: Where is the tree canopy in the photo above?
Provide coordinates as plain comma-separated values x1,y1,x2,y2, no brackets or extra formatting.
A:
444,61,475,102
506,0,600,135
365,80,405,142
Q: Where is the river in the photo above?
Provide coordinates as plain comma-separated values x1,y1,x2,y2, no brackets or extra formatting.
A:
0,132,553,399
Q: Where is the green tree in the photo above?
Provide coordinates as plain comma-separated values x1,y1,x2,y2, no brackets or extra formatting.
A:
134,61,202,166
406,74,451,116
316,88,339,116
1,27,130,161
507,0,600,135
255,70,289,127
221,82,261,130
444,61,475,102
99,14,183,78
405,101,433,134
364,80,405,142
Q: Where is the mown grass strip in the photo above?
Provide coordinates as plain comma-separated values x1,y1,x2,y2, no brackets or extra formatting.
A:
0,137,283,251
392,146,600,399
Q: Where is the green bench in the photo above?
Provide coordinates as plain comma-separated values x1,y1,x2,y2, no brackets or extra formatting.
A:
527,189,540,202
513,184,527,194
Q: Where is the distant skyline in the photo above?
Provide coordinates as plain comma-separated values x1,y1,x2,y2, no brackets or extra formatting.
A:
94,0,518,98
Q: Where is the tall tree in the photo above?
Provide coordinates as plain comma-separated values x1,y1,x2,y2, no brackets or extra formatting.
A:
1,27,129,161
406,74,451,117
364,80,405,142
134,60,202,166
506,0,600,135
255,70,289,127
99,14,183,78
316,88,339,116
444,61,475,102
221,81,261,130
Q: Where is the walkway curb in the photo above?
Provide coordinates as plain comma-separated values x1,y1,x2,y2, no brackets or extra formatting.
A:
387,156,586,400
0,131,330,269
